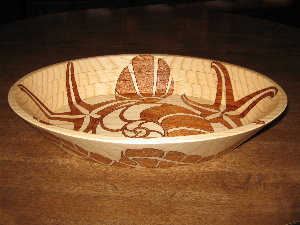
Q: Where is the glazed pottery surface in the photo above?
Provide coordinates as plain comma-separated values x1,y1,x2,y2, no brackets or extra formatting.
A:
8,54,287,168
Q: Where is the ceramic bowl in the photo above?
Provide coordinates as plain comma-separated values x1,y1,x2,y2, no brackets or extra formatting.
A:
8,54,287,168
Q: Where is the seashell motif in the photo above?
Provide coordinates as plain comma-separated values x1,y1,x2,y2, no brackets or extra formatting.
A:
140,103,214,136
122,120,165,138
115,55,174,102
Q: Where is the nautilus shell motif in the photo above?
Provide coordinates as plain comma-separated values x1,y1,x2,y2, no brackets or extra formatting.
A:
18,55,278,139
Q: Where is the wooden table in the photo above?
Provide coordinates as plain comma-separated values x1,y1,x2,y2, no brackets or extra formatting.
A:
1,3,299,225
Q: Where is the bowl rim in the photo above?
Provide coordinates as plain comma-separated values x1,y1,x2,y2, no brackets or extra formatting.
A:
8,54,288,144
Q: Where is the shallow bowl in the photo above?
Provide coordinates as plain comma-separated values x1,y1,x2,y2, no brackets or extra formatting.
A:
8,54,287,168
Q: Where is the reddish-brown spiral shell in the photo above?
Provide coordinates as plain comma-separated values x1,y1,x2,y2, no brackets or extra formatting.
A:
115,55,174,102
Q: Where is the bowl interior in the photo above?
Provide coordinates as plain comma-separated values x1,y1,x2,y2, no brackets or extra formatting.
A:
14,54,283,139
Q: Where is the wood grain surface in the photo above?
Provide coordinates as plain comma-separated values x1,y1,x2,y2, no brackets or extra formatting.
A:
1,2,299,225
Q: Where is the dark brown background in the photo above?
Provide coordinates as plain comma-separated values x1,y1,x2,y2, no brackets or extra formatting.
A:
0,1,300,225
1,0,300,28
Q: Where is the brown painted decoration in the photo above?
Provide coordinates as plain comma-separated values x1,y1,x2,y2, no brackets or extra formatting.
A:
8,54,287,168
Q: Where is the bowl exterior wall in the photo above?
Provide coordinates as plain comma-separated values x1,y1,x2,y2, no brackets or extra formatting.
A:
33,124,260,168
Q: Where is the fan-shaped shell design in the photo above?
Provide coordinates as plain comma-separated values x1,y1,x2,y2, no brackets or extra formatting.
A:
115,55,174,102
